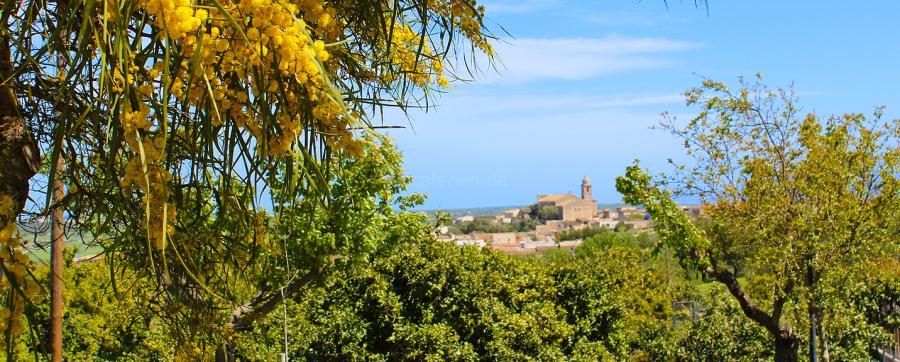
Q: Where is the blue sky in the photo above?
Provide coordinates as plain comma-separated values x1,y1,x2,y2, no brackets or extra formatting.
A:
389,0,900,210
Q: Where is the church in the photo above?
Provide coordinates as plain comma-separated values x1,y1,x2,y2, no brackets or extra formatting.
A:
536,177,597,222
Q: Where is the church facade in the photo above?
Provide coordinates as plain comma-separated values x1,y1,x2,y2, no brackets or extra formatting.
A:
536,177,598,222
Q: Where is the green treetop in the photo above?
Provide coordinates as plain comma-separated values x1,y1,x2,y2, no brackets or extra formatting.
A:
617,76,900,362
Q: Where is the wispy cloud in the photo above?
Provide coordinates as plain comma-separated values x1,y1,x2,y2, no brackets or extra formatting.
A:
482,0,557,14
484,35,700,83
436,93,684,117
567,11,687,27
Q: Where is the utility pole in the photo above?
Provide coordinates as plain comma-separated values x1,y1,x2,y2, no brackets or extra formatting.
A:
50,156,64,361
50,0,68,358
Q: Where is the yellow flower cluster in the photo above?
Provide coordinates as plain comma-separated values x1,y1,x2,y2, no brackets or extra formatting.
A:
228,0,339,154
120,134,176,250
433,0,492,55
383,23,448,88
122,103,152,134
248,212,269,247
137,0,348,158
143,0,208,39
0,197,41,342
120,0,493,158
101,0,491,254
127,0,491,162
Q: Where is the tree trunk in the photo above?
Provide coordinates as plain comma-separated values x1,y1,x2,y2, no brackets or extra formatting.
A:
774,334,800,362
707,260,800,362
0,34,39,225
214,341,233,362
818,313,830,362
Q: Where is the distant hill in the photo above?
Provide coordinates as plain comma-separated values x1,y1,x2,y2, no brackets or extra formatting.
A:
417,203,629,220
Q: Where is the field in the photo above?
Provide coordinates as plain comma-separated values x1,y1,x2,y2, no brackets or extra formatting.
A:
17,224,102,263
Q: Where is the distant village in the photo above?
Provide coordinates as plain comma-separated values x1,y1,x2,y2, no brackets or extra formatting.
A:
435,177,702,255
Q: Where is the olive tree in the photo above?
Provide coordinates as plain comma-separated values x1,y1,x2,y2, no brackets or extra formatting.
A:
616,76,900,361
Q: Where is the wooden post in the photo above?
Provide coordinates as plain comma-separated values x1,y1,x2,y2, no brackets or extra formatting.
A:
50,157,64,361
50,1,68,357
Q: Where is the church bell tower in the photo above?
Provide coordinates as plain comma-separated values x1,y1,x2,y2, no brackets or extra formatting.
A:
581,176,592,202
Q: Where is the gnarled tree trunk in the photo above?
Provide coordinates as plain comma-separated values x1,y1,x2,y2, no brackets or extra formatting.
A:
707,259,799,362
774,334,800,362
0,36,39,224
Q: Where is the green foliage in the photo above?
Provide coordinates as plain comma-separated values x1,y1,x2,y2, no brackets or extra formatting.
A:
854,258,900,331
613,222,632,233
556,226,611,242
236,237,676,361
36,241,887,361
513,218,537,232
576,231,658,261
575,233,619,258
432,211,453,228
538,205,562,221
458,219,517,234
541,248,575,264
19,262,182,361
673,285,772,361
525,204,561,222
451,218,535,234
616,165,708,270
809,258,898,360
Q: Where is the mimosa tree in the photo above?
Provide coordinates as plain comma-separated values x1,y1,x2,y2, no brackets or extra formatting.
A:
0,0,494,357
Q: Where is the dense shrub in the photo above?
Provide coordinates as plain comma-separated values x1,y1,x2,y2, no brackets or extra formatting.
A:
240,239,676,360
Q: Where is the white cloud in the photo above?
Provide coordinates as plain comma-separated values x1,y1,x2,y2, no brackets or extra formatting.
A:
380,90,686,134
483,35,699,83
434,92,684,117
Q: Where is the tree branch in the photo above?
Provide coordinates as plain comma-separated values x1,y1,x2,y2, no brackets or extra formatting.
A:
228,263,326,331
772,276,793,325
707,256,790,339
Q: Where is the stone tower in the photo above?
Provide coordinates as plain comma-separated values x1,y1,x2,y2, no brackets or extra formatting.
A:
581,176,592,202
